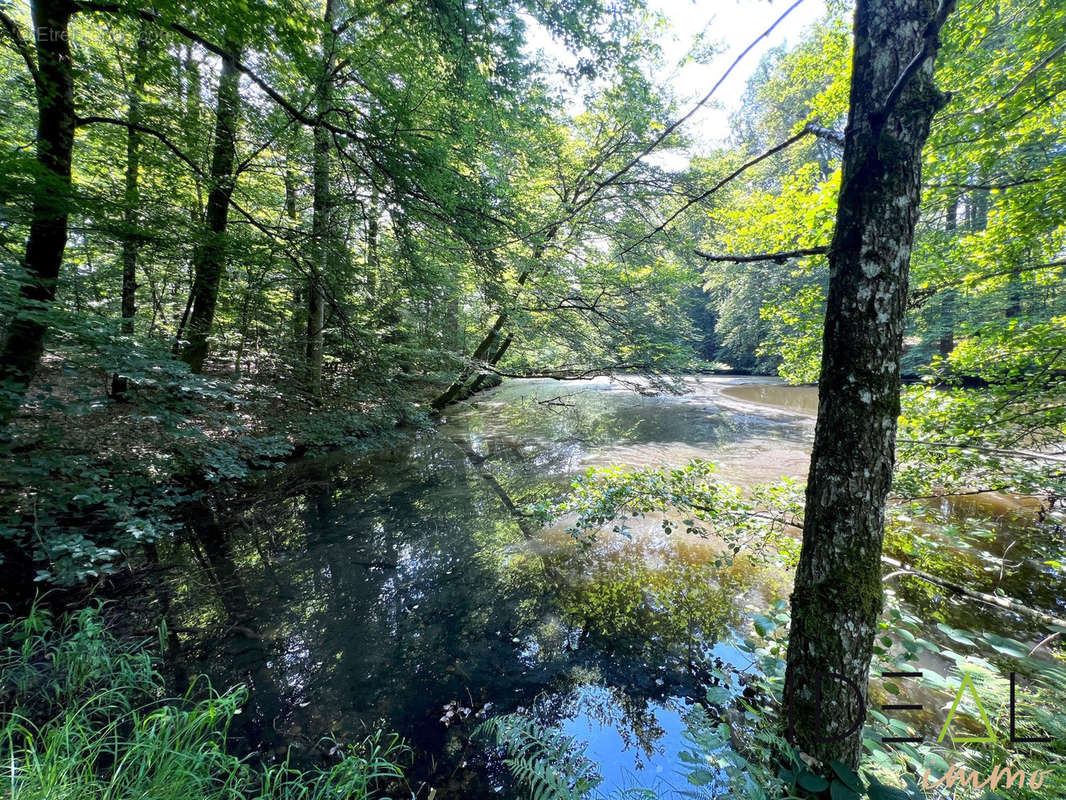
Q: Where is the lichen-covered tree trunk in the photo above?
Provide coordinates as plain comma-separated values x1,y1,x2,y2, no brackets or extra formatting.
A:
180,46,241,374
0,0,75,426
305,0,335,398
782,0,952,767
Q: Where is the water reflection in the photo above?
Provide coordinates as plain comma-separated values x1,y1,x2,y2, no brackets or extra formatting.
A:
146,378,809,796
143,376,1060,798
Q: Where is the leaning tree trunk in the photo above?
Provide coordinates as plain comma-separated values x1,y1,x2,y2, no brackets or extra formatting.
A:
180,45,241,374
782,0,953,767
431,225,559,410
0,0,75,426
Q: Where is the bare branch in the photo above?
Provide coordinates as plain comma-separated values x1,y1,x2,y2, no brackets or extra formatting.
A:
544,0,812,232
877,0,956,124
694,246,829,263
74,3,371,147
930,176,1044,191
0,9,41,90
806,124,844,146
75,115,203,174
977,40,1066,113
618,124,836,257
908,258,1066,307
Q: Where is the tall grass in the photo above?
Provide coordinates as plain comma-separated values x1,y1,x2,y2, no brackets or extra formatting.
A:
0,604,407,800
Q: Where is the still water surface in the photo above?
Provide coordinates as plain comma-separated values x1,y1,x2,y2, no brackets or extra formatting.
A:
149,377,1057,797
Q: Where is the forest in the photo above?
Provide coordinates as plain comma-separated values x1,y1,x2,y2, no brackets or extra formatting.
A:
0,0,1064,797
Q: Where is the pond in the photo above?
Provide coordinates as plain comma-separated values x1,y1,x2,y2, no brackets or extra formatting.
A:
140,376,1059,798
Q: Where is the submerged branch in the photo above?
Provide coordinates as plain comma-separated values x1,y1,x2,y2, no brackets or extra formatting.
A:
882,554,1066,630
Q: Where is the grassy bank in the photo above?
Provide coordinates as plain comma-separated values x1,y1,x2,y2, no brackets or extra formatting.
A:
0,604,408,799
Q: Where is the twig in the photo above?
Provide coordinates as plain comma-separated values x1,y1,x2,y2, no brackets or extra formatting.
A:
551,0,812,236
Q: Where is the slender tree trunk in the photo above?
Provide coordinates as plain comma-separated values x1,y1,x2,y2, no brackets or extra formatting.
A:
444,294,460,352
366,188,379,297
938,194,958,358
1005,263,1024,318
305,0,335,398
782,0,952,767
0,0,75,426
180,46,241,373
111,24,151,398
119,26,150,336
171,44,202,355
284,167,305,356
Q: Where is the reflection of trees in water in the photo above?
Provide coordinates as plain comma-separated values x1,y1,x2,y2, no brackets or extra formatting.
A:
150,431,777,796
884,505,1066,639
450,383,810,511
533,685,668,766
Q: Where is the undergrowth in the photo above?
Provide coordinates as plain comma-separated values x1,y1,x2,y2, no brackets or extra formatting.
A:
0,603,408,799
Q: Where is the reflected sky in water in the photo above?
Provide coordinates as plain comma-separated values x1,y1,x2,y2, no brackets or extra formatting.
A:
144,376,1059,798
148,377,810,797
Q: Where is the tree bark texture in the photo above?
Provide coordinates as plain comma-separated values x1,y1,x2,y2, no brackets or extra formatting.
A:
180,46,241,373
782,0,952,767
119,25,150,336
305,0,335,397
937,194,958,358
0,0,75,425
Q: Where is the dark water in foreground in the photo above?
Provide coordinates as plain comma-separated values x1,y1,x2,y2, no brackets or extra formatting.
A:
142,377,1060,798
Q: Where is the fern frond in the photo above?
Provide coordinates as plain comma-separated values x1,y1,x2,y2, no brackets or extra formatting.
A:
475,713,602,800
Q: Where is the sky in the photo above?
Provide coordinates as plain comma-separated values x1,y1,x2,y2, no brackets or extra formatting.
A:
525,0,829,158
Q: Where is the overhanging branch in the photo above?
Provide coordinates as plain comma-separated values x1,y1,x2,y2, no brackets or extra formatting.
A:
694,245,829,264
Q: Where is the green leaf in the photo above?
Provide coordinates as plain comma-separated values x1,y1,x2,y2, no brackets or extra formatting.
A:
753,614,775,637
797,771,829,793
864,772,911,800
830,779,861,800
829,761,864,793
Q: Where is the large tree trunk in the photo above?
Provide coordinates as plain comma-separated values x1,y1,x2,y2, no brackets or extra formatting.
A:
305,0,335,398
0,0,75,426
782,0,952,767
180,46,241,373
